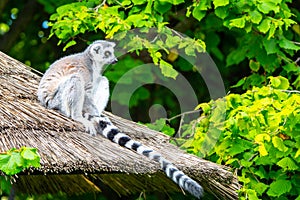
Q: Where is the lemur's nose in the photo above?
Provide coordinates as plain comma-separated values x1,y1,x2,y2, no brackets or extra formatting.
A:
111,58,118,64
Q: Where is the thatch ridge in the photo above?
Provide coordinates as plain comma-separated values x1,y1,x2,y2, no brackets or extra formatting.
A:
0,51,239,199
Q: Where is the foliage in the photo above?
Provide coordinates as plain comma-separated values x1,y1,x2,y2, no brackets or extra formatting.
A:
47,0,206,79
44,0,300,127
0,147,40,175
176,76,300,199
144,118,175,136
0,176,11,197
1,0,299,124
0,147,40,198
47,0,300,90
188,0,300,90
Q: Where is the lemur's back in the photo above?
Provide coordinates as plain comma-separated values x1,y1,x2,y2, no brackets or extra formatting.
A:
37,53,91,107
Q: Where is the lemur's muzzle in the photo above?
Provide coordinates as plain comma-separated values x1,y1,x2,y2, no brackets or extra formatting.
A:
110,58,118,64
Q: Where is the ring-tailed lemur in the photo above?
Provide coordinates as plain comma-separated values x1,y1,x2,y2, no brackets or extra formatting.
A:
37,40,204,199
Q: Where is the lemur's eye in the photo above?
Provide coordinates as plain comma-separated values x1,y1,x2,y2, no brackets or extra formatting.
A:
104,51,111,58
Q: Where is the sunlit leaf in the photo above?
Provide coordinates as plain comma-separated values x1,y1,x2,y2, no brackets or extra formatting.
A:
258,19,271,33
159,60,178,79
267,179,292,197
277,157,299,171
213,0,229,8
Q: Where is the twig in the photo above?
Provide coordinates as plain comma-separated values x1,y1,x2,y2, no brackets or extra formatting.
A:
176,114,185,138
166,109,203,122
93,0,106,11
280,89,300,94
165,109,203,138
292,41,300,45
168,27,184,39
150,35,159,43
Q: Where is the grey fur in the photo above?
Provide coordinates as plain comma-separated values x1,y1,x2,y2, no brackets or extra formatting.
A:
37,40,204,199
38,40,116,135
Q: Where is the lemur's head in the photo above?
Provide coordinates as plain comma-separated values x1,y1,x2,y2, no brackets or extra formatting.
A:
87,40,118,65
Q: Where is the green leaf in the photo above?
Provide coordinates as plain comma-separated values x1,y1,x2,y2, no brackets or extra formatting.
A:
122,0,132,6
228,139,253,156
21,148,39,160
160,0,184,5
258,144,268,156
263,38,278,54
56,4,72,15
269,76,290,90
75,11,88,20
226,47,247,66
240,159,253,167
0,152,23,175
257,2,278,14
165,35,181,48
283,63,299,73
252,182,269,196
106,25,122,39
231,77,246,88
283,19,296,30
229,17,246,28
279,38,300,51
258,19,271,34
269,76,281,88
268,24,276,39
192,5,207,21
255,155,273,165
0,154,11,168
195,103,210,113
294,149,300,159
246,189,260,200
0,147,40,175
49,13,59,21
159,60,178,79
145,118,175,136
185,45,196,56
254,166,268,179
255,134,271,143
272,136,288,152
267,179,292,197
144,0,153,14
154,1,172,14
277,157,299,171
213,0,229,8
63,40,76,51
249,60,260,72
161,125,175,136
132,0,147,5
249,10,263,24
215,6,229,19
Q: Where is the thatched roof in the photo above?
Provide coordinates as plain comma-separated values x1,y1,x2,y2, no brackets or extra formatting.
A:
0,51,240,199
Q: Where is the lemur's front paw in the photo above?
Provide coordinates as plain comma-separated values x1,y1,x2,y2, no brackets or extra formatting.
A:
86,124,97,136
77,116,98,136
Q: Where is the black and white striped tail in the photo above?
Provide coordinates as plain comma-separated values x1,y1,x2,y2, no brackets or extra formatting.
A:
95,116,204,199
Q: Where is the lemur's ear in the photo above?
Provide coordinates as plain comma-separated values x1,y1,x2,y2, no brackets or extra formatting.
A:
91,43,103,55
110,42,116,48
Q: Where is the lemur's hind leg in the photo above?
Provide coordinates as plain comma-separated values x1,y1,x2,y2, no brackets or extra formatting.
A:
93,76,110,114
51,74,97,135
